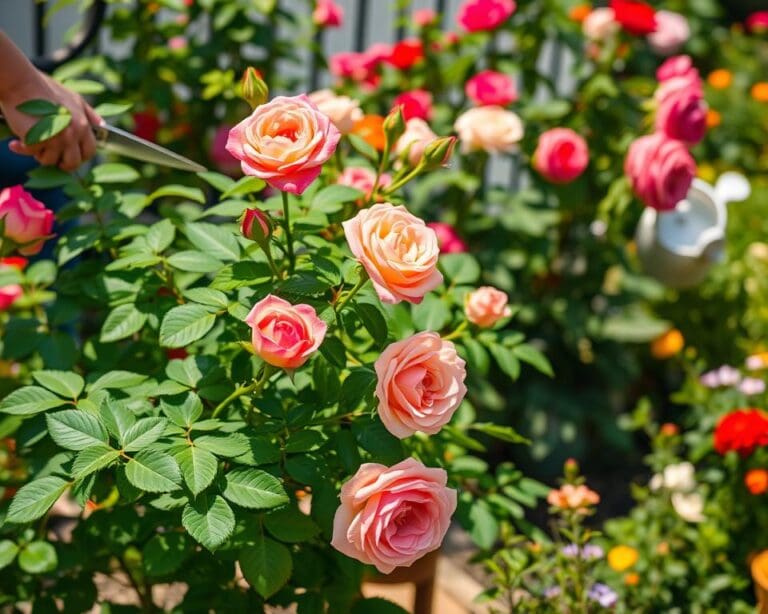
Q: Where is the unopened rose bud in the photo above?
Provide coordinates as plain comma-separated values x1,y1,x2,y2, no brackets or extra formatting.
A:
422,136,456,169
240,67,269,109
241,208,272,247
383,105,406,150
564,458,579,480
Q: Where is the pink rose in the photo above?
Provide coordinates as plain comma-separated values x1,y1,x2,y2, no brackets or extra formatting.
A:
465,70,518,107
210,125,240,175
245,295,327,369
624,133,696,211
414,9,438,27
454,106,523,153
392,89,433,122
374,332,467,439
656,55,697,82
226,95,341,195
427,222,467,254
0,258,24,311
747,11,768,33
331,458,457,573
329,51,376,82
313,0,343,27
533,128,589,183
465,286,512,327
457,0,516,32
337,167,391,202
654,77,707,145
308,89,363,134
342,203,443,305
0,186,54,256
648,11,690,55
395,118,438,167
168,36,187,51
583,7,619,40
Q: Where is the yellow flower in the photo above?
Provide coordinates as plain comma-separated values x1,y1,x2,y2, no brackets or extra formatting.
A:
707,69,732,90
624,572,640,586
651,329,684,359
608,545,639,571
697,164,717,183
752,82,768,103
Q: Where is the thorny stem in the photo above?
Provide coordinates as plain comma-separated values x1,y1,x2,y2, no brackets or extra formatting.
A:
334,272,369,314
211,365,276,418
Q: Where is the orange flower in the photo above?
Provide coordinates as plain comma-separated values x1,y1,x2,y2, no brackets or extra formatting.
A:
660,423,679,437
651,329,684,359
608,545,639,571
706,109,721,128
624,572,640,586
707,69,732,90
656,541,670,556
751,82,768,102
352,114,386,151
569,4,592,22
745,469,768,495
547,484,600,513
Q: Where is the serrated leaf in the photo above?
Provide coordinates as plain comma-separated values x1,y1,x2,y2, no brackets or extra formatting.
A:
161,393,203,428
159,304,217,348
89,371,148,391
72,444,119,478
194,433,249,458
146,219,176,253
223,467,288,510
125,450,182,493
0,540,19,570
32,370,85,399
176,445,218,495
7,476,69,523
122,417,168,451
46,410,109,450
100,304,148,343
185,222,240,261
182,288,228,308
240,535,292,598
100,400,136,440
182,495,234,551
25,112,72,145
0,386,69,415
167,250,224,273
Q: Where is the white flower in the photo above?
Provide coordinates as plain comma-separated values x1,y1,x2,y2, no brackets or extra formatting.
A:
650,462,696,492
739,377,766,396
671,492,705,523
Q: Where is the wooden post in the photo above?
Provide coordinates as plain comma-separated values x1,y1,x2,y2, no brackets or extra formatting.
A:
365,550,439,614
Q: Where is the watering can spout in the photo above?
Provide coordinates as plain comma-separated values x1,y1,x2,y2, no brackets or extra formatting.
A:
698,227,726,264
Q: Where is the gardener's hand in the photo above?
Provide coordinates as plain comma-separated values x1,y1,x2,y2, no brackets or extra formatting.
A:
0,31,102,172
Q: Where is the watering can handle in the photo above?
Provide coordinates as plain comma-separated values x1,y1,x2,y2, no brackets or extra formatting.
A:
715,172,751,204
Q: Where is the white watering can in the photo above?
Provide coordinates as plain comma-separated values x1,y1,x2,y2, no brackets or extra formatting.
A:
634,173,751,289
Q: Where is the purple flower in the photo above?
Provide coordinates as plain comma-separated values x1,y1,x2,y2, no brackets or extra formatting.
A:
561,543,580,558
699,365,742,388
543,586,561,599
739,377,766,396
588,583,618,608
561,543,604,560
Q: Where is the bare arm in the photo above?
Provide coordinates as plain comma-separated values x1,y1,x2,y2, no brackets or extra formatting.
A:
0,31,102,171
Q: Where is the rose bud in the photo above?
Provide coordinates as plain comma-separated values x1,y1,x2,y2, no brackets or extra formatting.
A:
240,66,269,109
422,136,457,169
382,105,406,151
241,208,272,247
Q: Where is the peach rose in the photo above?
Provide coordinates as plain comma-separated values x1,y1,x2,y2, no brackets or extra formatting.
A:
245,294,327,369
0,186,54,256
226,94,341,195
337,167,391,202
547,484,600,513
342,204,442,304
465,286,512,327
533,128,589,183
395,118,438,167
331,458,457,573
308,89,363,134
374,332,467,439
583,7,618,40
454,106,523,154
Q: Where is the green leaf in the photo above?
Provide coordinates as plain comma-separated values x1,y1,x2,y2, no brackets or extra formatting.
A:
512,344,553,377
280,273,333,297
347,133,378,161
159,304,217,348
463,499,499,550
16,99,60,116
125,450,182,493
194,433,250,458
440,253,480,285
411,294,450,331
161,393,203,428
121,417,168,451
147,185,206,205
89,163,140,184
89,371,148,391
354,302,388,346
32,370,85,399
146,219,176,253
46,410,109,450
220,176,266,199
0,386,69,415
176,445,218,495
183,288,229,308
18,541,57,574
240,535,292,598
92,102,133,117
312,185,363,214
100,304,148,343
72,444,120,478
24,112,72,145
143,533,191,577
7,477,69,523
0,540,19,570
25,166,74,189
100,400,136,440
489,344,520,380
264,507,320,543
182,495,235,551
351,598,409,614
185,222,240,261
320,336,347,368
223,467,288,510
167,250,224,273
471,423,529,445
197,171,235,193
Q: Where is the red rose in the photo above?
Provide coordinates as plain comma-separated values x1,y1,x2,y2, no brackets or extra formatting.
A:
392,89,433,121
610,0,657,36
386,39,424,70
132,111,161,143
713,409,768,457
